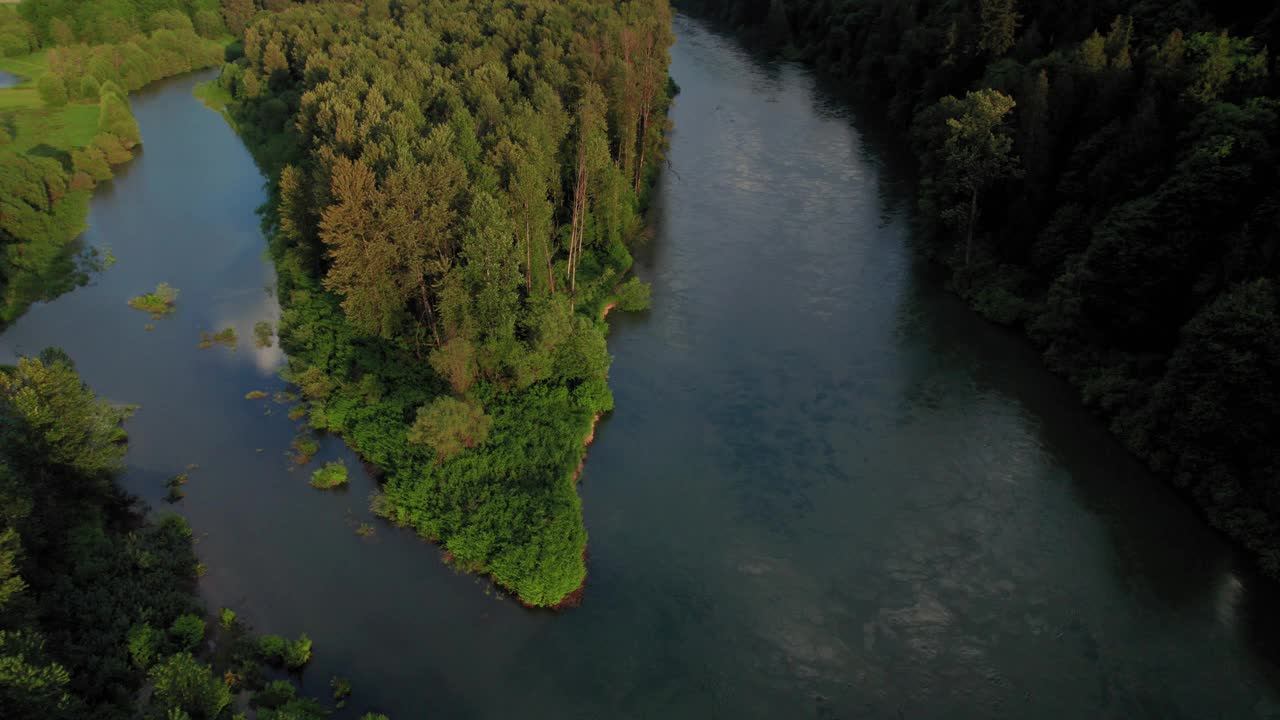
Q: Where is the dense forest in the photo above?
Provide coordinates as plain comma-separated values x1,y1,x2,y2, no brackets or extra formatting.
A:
209,0,673,606
678,0,1280,574
0,0,226,325
0,350,386,719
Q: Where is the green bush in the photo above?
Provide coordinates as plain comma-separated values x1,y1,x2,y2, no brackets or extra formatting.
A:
283,634,312,669
149,653,232,720
168,614,206,652
253,679,297,708
309,461,349,489
128,283,179,316
126,623,159,669
614,277,651,312
257,634,285,662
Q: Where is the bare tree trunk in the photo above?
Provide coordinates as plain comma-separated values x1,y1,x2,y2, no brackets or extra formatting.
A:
965,186,979,267
569,160,587,301
524,204,532,294
634,104,649,194
544,233,556,297
419,276,441,347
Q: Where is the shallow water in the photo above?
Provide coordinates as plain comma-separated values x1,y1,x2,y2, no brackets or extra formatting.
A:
4,18,1280,720
0,70,20,88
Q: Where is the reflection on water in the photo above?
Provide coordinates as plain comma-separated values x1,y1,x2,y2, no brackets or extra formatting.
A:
4,18,1280,720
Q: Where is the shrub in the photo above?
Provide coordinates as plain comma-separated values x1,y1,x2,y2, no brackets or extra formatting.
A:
253,679,296,708
282,634,312,669
168,614,205,651
309,461,348,489
218,607,236,630
291,434,319,463
331,675,351,707
407,397,492,462
198,327,237,349
614,277,651,312
126,623,158,669
128,283,179,316
257,634,285,663
149,653,232,720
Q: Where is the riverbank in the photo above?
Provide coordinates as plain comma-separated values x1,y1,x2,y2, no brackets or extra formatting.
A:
0,30,228,326
676,0,1280,583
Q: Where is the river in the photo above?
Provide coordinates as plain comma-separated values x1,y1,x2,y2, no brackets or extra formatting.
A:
4,16,1280,720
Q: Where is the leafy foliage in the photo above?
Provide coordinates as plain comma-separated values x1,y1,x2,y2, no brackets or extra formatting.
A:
129,283,179,316
309,461,349,490
218,0,673,605
0,8,226,329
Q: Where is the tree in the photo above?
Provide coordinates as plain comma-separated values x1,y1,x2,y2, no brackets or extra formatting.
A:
318,156,405,338
98,92,141,147
0,354,128,482
148,653,232,720
459,192,521,342
36,74,67,108
49,18,74,46
221,0,254,36
978,0,1019,57
0,630,73,720
937,89,1021,265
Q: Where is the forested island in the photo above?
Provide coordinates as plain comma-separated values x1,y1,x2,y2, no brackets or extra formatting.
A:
680,0,1280,577
203,0,674,606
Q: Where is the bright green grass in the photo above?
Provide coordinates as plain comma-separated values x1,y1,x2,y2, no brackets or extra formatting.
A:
0,51,100,152
0,50,49,79
193,78,236,128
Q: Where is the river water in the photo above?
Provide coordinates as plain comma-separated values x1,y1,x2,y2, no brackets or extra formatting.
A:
4,16,1280,720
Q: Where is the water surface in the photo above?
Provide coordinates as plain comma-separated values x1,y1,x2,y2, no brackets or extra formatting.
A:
4,18,1280,720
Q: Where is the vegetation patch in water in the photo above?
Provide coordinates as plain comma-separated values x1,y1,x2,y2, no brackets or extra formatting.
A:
128,282,178,316
198,327,237,349
309,461,348,489
331,676,352,708
253,320,274,348
245,390,268,400
290,433,319,465
257,633,312,670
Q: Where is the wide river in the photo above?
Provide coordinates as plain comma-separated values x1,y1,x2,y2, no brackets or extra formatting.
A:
5,16,1280,719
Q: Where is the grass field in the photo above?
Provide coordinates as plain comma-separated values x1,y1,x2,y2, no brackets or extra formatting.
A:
0,50,102,153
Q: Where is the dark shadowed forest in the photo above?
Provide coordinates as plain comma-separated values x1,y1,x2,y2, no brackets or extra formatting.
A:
679,0,1280,577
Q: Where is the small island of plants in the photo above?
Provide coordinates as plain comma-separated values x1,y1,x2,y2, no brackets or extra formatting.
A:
309,460,348,490
127,282,178,316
